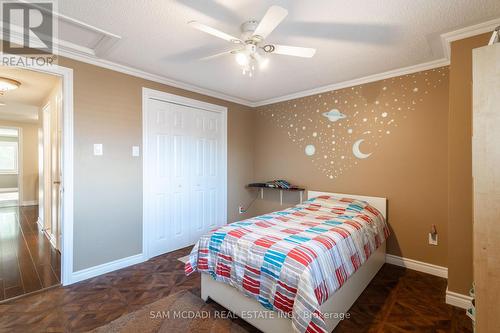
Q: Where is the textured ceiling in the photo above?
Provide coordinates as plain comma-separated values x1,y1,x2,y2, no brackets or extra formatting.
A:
58,0,500,103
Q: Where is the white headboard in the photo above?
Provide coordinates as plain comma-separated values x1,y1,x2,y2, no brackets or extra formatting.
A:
308,191,387,219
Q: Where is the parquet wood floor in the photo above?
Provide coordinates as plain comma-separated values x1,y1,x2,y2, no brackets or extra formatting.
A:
0,245,472,332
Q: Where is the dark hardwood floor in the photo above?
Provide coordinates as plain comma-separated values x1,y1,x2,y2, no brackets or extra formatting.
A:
0,245,472,333
0,205,61,302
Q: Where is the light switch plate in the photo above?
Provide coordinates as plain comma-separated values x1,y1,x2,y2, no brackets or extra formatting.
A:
93,144,103,156
132,146,140,157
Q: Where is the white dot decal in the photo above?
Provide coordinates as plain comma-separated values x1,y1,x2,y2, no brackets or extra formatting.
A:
258,67,447,181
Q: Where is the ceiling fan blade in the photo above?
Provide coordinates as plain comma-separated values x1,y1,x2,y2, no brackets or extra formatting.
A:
253,5,288,39
200,49,237,61
271,45,316,58
188,21,241,43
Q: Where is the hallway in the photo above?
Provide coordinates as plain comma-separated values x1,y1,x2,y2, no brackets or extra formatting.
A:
0,205,60,301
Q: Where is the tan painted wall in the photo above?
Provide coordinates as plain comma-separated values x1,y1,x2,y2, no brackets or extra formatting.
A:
447,33,490,294
254,67,450,266
57,58,255,271
0,174,17,188
0,121,39,202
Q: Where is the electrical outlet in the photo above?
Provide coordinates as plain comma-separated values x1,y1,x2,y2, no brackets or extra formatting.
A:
428,233,438,246
238,206,246,214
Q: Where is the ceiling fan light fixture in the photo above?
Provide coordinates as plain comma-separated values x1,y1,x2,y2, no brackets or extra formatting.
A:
0,77,21,94
235,51,249,66
189,5,316,77
253,52,269,70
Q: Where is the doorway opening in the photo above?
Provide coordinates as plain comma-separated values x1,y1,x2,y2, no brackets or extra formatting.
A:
0,66,67,301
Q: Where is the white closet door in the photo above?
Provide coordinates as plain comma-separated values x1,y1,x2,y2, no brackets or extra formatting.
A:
191,109,222,240
145,96,225,258
146,99,191,257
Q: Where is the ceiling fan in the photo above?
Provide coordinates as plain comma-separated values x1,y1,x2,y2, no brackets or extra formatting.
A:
188,5,316,76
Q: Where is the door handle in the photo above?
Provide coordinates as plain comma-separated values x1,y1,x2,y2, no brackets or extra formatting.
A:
53,181,61,184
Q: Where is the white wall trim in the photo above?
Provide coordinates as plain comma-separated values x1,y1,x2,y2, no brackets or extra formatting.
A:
48,232,57,250
6,18,498,108
50,20,496,108
15,63,75,286
440,17,500,59
60,50,253,107
385,254,448,278
252,58,450,107
70,253,145,284
142,88,228,260
0,187,18,193
56,44,451,108
21,200,38,206
36,217,44,230
446,287,473,310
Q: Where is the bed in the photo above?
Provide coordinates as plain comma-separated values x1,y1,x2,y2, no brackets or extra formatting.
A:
185,191,388,333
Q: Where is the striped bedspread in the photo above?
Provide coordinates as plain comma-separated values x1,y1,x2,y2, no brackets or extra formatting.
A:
185,195,389,333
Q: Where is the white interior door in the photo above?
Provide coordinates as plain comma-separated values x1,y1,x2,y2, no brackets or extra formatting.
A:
145,96,225,258
37,127,44,225
191,110,221,240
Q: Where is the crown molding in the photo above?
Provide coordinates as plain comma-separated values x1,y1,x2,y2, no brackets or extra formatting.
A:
251,58,450,107
3,15,497,108
1,13,255,107
56,47,256,107
440,17,500,60
4,37,256,107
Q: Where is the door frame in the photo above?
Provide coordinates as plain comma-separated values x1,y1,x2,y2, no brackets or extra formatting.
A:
142,87,227,260
41,103,51,232
11,63,74,286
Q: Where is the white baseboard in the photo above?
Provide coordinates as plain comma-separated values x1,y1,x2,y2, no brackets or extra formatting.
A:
0,187,18,193
446,287,473,309
385,254,448,278
21,200,38,206
36,217,44,230
48,232,57,249
70,253,145,284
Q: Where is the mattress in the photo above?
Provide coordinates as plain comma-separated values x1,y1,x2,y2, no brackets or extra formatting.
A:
185,195,389,333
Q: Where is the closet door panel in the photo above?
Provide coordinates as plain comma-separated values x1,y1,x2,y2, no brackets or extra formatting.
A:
191,110,223,236
146,96,225,256
147,100,191,257
147,100,172,257
167,105,191,250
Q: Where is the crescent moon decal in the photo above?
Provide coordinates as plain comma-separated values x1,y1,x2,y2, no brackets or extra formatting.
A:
352,139,372,159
